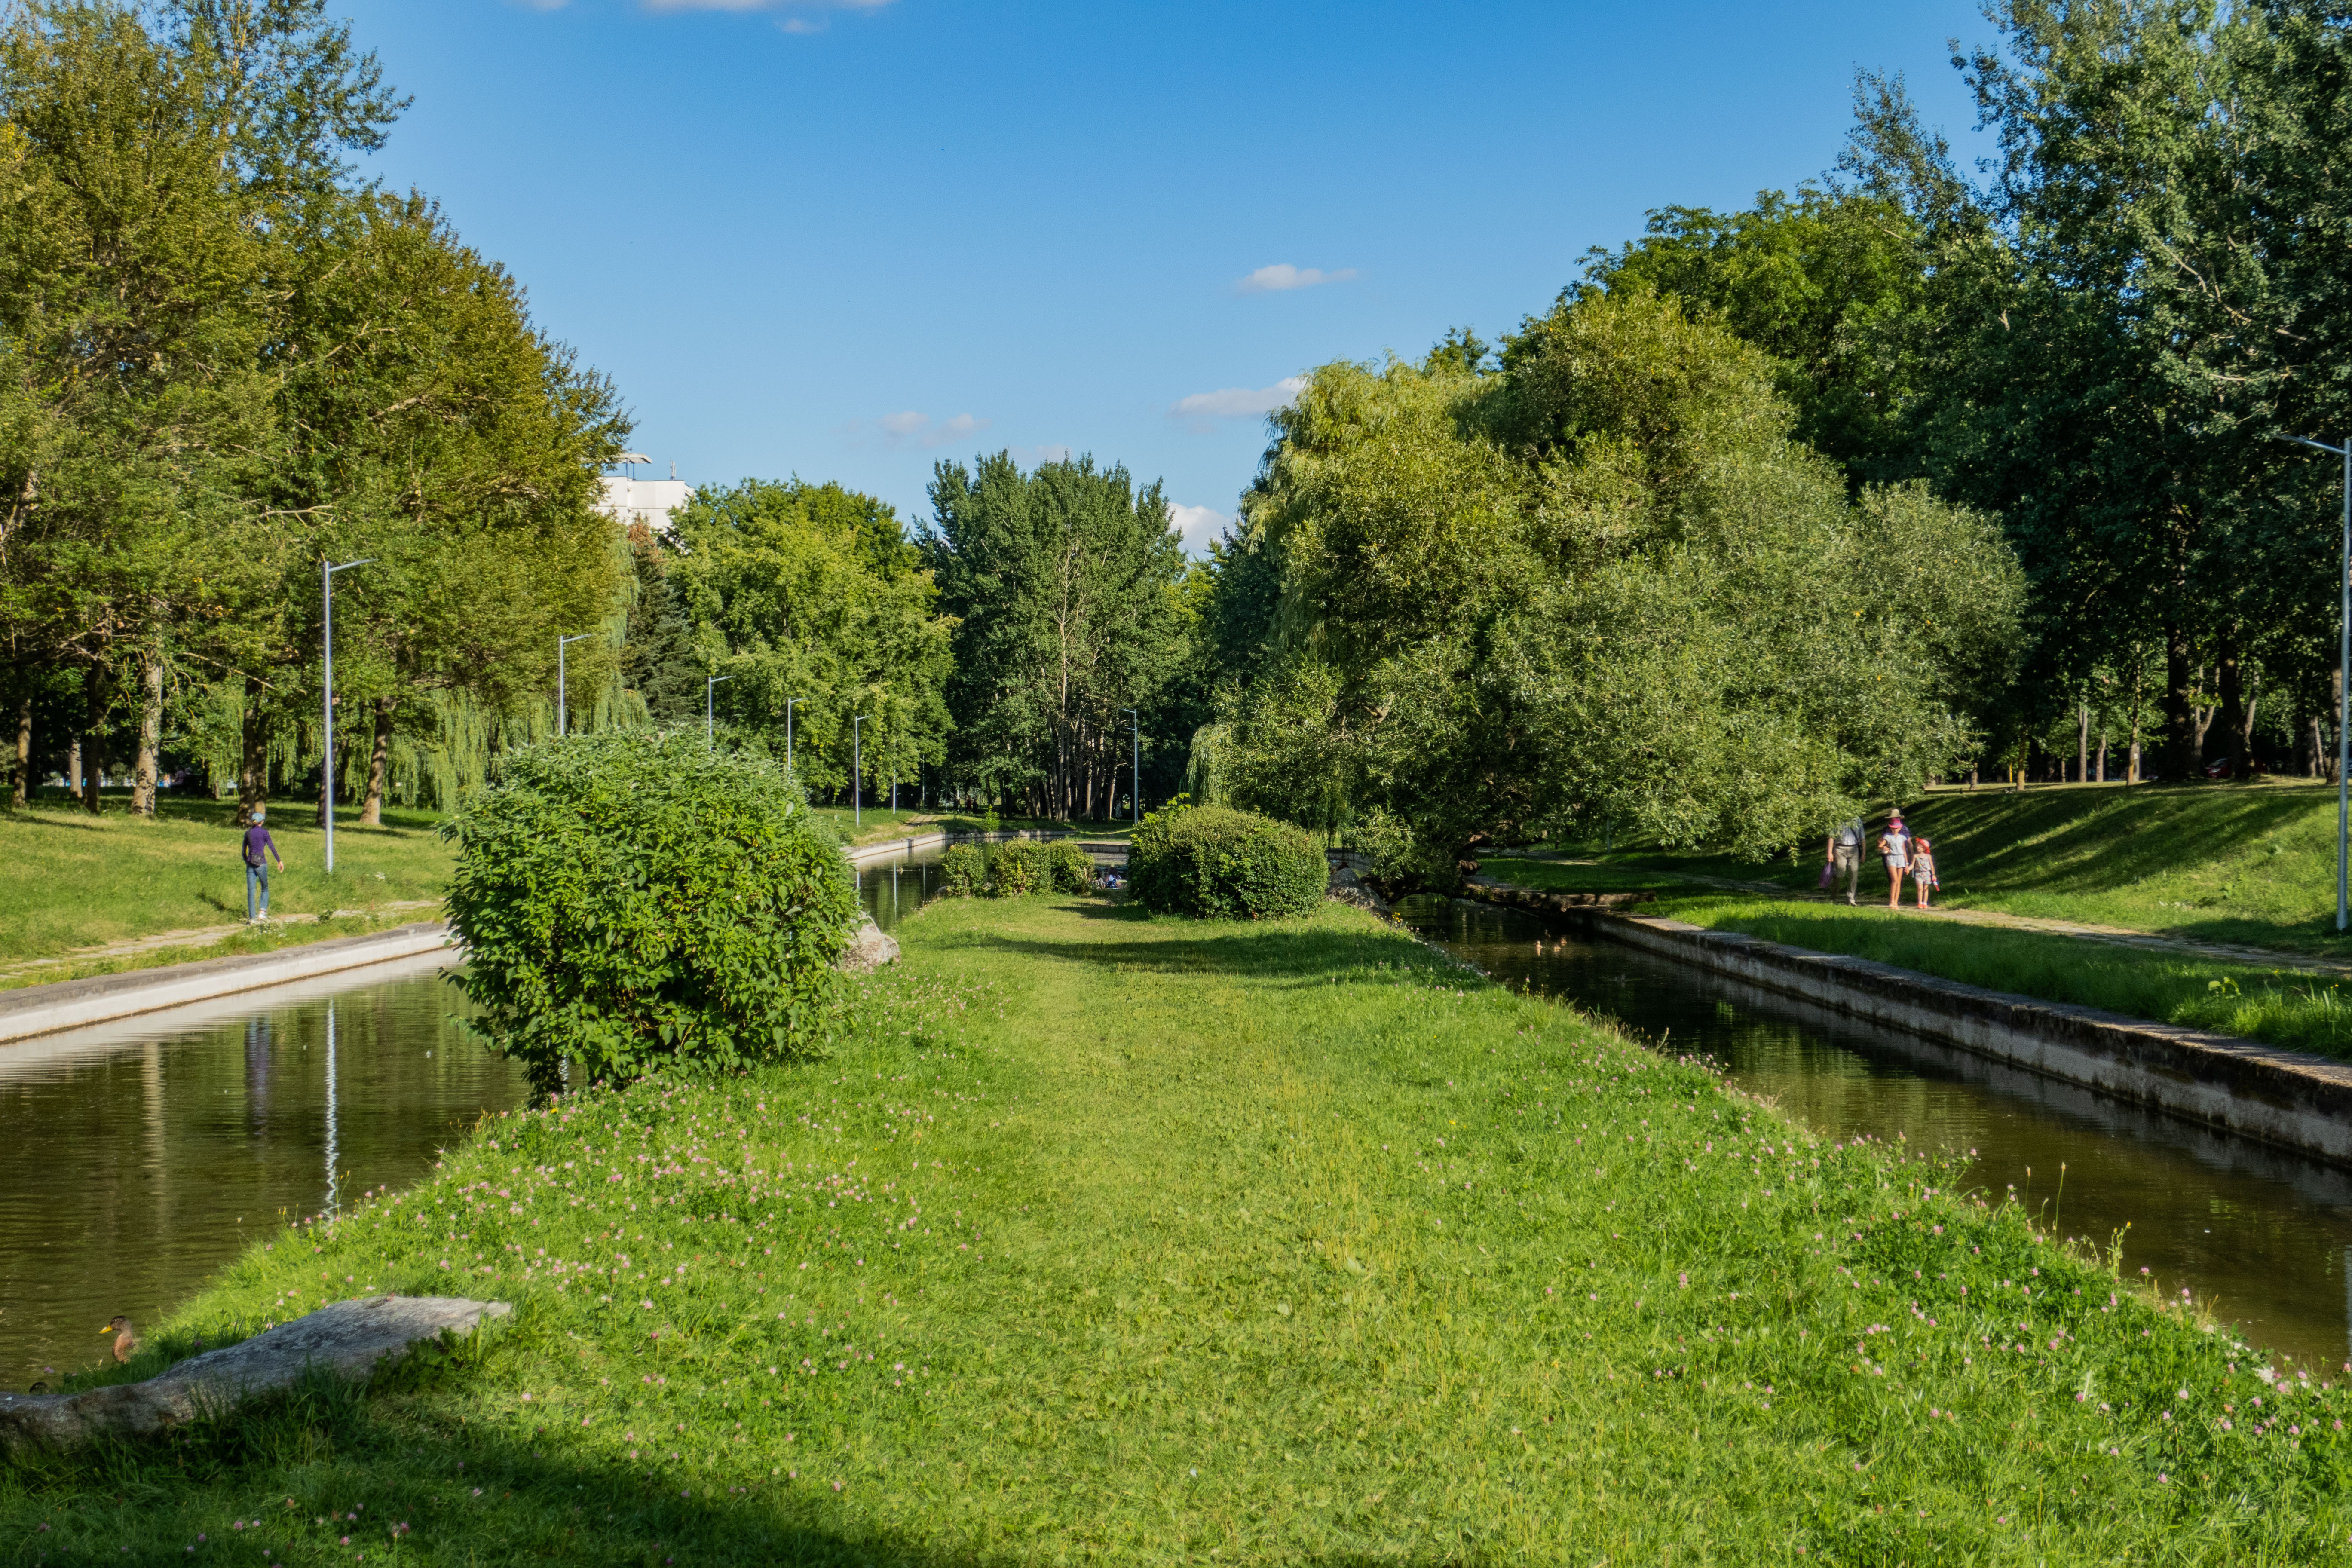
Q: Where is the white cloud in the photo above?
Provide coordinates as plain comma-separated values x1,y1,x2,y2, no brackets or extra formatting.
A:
1164,502,1232,555
1011,443,1074,467
1234,263,1358,294
1169,375,1305,431
867,410,991,450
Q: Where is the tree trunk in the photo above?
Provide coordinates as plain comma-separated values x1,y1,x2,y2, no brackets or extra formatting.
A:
2097,734,2107,783
2077,704,2090,782
82,664,106,815
132,642,162,817
2128,646,2144,784
2238,666,2263,775
2163,625,2201,780
2216,639,2246,776
66,735,80,802
11,682,30,807
361,695,394,827
237,673,268,826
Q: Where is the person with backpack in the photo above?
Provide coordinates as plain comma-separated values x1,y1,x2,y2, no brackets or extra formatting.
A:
1823,815,1867,905
242,807,285,923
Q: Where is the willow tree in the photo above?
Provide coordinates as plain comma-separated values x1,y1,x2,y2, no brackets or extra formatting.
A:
1223,290,2022,879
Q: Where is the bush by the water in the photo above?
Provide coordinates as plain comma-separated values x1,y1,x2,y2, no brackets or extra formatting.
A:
442,732,859,1095
1130,805,1326,919
1043,839,1096,893
940,837,1096,896
986,839,1047,895
939,842,986,896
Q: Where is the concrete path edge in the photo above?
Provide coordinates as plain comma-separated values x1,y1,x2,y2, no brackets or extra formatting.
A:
0,922,457,1045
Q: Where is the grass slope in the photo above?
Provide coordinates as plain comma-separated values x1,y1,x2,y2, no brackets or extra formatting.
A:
1536,781,2352,953
3,898,2343,1563
0,797,450,972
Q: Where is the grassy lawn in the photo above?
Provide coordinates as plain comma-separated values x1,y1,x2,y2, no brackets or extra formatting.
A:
0,795,450,974
1521,780,2352,954
3,897,2342,1562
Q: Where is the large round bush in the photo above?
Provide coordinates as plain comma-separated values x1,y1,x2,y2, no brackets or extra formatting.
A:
443,732,859,1096
1128,806,1327,919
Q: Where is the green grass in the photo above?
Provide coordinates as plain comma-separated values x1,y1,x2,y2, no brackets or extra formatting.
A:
0,795,450,971
1603,891,2352,1063
1521,780,2352,955
4,896,2343,1563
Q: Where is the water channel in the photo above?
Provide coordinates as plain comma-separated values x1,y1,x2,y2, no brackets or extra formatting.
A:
6,847,2351,1385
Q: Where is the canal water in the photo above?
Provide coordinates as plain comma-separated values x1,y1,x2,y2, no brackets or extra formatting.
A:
0,954,520,1389
8,851,2352,1386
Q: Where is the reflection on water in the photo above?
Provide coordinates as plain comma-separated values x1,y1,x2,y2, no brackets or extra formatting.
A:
0,955,523,1387
857,849,945,933
1397,894,2352,1369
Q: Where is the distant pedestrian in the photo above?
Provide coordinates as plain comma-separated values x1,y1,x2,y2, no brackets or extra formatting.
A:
1877,812,1913,909
242,807,285,922
1911,836,1940,909
1824,816,1866,905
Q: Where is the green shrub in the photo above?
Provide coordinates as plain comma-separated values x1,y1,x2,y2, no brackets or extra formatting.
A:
987,839,1047,896
1129,806,1328,919
939,842,986,896
1044,839,1097,894
442,732,858,1096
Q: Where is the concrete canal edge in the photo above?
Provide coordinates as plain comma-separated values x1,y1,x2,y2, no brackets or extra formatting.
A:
0,922,457,1046
1493,892,2352,1170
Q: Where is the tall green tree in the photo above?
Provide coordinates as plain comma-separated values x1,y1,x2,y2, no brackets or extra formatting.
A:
1222,292,2021,875
925,453,1190,818
655,478,951,804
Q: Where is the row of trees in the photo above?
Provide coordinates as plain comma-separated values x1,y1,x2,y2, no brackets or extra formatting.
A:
0,0,629,821
1568,0,2352,785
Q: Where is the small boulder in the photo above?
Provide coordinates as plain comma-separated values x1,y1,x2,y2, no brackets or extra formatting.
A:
836,917,900,974
0,1295,508,1453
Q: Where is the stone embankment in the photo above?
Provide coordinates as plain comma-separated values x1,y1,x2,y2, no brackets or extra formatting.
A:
1461,882,2352,1170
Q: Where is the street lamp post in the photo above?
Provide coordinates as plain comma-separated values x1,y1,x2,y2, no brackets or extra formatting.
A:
320,556,373,875
784,697,805,776
1121,707,1140,826
853,715,871,829
2284,432,2352,933
705,674,733,747
556,633,593,736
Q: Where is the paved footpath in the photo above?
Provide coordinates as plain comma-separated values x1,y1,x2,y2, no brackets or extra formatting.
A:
0,900,444,986
1508,856,2352,981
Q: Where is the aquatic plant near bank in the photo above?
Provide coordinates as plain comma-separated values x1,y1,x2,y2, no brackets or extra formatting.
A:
442,732,859,1095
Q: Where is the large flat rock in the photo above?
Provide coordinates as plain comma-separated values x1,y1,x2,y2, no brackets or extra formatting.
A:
0,1294,508,1453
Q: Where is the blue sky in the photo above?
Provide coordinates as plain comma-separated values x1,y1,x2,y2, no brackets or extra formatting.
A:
339,0,1994,549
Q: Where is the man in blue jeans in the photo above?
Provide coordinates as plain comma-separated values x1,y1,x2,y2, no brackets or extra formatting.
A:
243,807,285,922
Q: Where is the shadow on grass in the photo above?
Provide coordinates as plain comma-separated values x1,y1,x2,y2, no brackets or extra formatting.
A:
3,1357,988,1565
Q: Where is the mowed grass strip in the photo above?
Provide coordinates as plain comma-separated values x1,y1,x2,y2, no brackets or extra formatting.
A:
5,898,2345,1563
0,796,451,970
